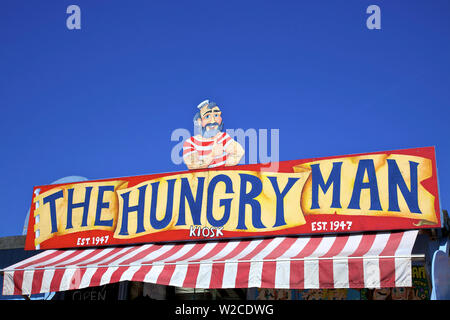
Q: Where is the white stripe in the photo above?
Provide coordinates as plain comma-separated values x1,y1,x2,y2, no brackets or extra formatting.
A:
21,270,34,295
395,230,417,286
218,240,259,288
303,236,335,289
395,230,418,256
165,242,220,286
248,238,286,287
281,237,311,258
134,245,175,264
2,271,14,295
332,234,363,288
119,265,141,282
58,248,96,266
208,160,227,168
59,268,77,291
161,243,196,263
363,233,391,288
100,267,119,286
40,268,56,293
76,248,134,290
394,257,412,287
196,263,213,288
79,267,97,289
188,241,241,288
337,234,363,257
222,262,238,288
74,247,116,267
274,260,290,288
27,249,77,269
309,236,336,257
143,265,164,283
99,246,151,285
304,258,319,289
169,264,189,287
333,259,349,288
182,151,194,157
183,242,219,262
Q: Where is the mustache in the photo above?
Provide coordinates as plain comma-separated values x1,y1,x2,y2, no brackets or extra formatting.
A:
203,122,220,129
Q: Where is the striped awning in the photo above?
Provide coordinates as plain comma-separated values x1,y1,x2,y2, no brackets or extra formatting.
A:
2,230,419,295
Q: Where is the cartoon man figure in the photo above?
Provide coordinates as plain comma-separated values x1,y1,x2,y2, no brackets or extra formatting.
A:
183,100,244,170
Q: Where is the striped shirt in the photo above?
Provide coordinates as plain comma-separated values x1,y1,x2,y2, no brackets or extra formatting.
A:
183,132,233,168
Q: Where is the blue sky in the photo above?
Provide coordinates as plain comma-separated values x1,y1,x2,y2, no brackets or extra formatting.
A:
0,0,449,237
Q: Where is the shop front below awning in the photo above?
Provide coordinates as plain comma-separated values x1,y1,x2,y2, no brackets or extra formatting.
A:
2,230,421,296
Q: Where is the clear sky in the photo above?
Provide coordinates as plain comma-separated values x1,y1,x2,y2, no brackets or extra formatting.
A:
0,0,449,237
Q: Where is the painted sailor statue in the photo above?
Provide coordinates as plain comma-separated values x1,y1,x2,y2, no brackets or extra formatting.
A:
182,100,245,170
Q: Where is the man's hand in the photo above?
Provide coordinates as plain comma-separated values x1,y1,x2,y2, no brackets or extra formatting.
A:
211,139,224,157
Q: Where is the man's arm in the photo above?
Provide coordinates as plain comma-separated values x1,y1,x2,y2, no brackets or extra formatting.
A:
224,139,245,166
183,151,214,170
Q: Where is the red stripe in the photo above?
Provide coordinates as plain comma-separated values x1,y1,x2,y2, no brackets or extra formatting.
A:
261,237,297,287
288,237,323,289
235,262,251,288
194,241,229,262
86,266,109,288
60,249,107,267
97,246,143,266
167,243,208,262
197,149,213,156
30,269,44,294
14,251,62,269
76,247,127,267
289,260,305,289
12,271,24,295
130,265,153,282
319,235,350,288
117,245,160,266
185,242,234,288
142,245,184,264
191,137,215,146
69,268,87,290
234,239,278,288
108,266,130,284
348,233,377,288
182,264,201,288
156,264,176,285
35,250,85,269
214,241,249,261
379,232,404,287
209,264,225,288
210,155,227,165
260,261,277,288
183,147,195,155
49,269,66,292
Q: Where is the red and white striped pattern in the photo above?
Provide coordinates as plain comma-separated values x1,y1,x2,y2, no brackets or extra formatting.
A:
183,132,232,168
2,230,418,295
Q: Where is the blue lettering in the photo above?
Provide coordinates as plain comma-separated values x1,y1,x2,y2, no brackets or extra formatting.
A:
176,177,205,226
43,190,64,234
206,175,234,227
237,174,265,230
118,185,147,236
348,159,382,210
311,162,342,209
67,187,93,229
150,179,176,229
388,160,421,213
94,186,114,227
268,176,299,227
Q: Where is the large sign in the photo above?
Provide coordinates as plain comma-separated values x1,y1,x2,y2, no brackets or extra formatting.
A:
25,146,441,250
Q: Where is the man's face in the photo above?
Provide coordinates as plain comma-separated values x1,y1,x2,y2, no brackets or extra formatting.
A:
198,105,222,137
